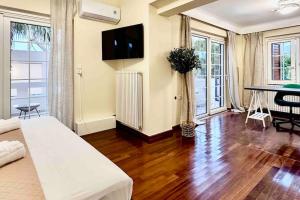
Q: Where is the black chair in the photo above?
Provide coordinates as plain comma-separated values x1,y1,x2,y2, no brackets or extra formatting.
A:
273,91,300,132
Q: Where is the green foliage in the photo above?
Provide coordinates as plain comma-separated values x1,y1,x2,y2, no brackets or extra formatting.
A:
192,39,206,52
11,22,51,43
211,42,221,53
283,55,291,80
167,48,201,74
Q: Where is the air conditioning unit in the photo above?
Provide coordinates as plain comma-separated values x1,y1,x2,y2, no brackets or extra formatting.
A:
79,0,121,24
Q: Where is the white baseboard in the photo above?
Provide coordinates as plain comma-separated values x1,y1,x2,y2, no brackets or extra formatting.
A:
75,116,116,136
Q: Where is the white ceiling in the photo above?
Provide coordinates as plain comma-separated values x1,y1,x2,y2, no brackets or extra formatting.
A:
184,0,300,34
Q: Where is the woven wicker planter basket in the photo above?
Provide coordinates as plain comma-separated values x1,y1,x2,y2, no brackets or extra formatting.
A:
181,122,195,137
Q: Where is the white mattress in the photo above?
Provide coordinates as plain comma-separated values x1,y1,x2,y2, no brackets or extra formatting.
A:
21,117,133,200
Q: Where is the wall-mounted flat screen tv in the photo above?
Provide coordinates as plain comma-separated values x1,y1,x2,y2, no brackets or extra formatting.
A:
102,24,144,60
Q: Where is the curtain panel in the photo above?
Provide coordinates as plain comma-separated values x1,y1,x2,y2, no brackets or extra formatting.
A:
242,32,264,107
227,31,244,112
49,0,76,129
180,15,196,123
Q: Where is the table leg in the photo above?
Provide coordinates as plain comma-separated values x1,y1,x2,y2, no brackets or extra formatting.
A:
24,112,27,120
263,92,272,121
246,91,255,124
254,91,258,113
19,110,22,118
257,92,266,128
35,108,40,117
245,90,273,128
257,92,263,113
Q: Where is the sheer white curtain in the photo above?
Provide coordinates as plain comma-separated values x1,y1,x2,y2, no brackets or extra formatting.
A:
180,15,196,123
48,0,76,129
242,32,264,107
227,31,244,112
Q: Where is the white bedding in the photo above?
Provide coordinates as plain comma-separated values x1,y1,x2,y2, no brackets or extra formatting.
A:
21,117,133,200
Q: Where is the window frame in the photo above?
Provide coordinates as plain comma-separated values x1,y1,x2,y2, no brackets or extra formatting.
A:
191,30,227,118
210,40,225,113
266,36,299,85
0,10,50,119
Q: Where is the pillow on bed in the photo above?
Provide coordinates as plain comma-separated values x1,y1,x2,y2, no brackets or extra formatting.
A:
0,140,26,167
0,118,21,135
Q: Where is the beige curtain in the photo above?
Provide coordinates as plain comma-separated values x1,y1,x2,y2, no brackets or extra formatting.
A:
242,32,264,107
180,15,195,123
227,31,244,111
49,0,76,129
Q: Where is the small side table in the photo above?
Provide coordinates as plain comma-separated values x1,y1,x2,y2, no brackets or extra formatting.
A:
15,104,41,119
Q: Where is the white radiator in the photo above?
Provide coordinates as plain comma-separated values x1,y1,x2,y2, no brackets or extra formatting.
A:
267,91,300,114
116,71,143,130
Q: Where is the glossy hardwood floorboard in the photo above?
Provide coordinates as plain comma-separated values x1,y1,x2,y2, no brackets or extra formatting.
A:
83,112,300,200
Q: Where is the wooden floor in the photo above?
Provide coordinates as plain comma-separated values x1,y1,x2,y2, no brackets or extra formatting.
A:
83,112,300,200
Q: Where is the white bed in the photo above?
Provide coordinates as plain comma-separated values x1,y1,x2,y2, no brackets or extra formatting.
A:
21,116,133,200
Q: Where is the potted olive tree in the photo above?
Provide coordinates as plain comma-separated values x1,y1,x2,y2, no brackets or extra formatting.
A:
167,48,201,137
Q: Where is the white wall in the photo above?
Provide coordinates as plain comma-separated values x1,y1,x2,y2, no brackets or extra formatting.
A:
75,0,226,135
0,0,122,131
74,14,120,124
0,0,228,136
169,15,182,126
115,0,153,134
73,0,121,125
148,6,173,134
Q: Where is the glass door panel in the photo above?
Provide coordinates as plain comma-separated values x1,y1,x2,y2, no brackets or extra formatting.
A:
11,79,30,116
192,36,208,116
10,22,50,118
211,42,225,110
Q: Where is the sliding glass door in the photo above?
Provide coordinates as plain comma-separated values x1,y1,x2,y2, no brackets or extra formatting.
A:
192,35,226,117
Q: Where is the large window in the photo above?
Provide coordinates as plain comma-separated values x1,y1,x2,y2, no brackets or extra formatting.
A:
10,22,50,118
268,39,297,84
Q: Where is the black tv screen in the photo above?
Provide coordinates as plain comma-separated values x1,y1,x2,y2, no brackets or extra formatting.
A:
102,24,144,60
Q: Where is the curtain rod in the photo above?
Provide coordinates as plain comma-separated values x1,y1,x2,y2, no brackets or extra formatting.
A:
183,13,300,35
189,16,228,32
263,25,300,35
